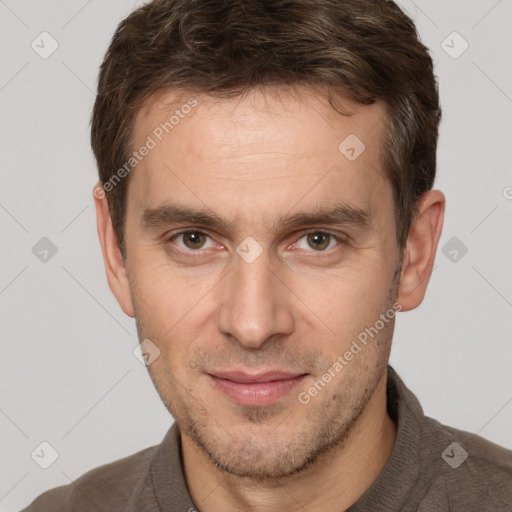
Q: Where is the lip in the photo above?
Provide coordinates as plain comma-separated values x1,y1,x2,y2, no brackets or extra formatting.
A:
208,370,308,406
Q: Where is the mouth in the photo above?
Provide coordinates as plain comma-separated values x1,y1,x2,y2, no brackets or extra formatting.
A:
207,370,309,407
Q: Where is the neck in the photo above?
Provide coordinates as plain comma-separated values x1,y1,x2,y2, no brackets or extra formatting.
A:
182,371,397,512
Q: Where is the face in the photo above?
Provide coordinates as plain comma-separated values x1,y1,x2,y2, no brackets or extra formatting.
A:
119,87,403,479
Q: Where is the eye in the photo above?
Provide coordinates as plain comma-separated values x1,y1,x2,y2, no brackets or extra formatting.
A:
170,230,216,251
294,231,341,252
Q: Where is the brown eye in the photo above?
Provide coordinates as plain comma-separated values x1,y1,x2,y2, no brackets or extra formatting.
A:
174,231,213,250
294,231,343,254
306,232,330,251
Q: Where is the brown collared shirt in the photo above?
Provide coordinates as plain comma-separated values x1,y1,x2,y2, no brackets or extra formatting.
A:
21,366,512,511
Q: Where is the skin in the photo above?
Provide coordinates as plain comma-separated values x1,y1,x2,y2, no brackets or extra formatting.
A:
94,86,444,511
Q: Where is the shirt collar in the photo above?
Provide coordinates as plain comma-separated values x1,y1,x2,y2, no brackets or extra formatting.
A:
348,365,425,511
149,365,425,511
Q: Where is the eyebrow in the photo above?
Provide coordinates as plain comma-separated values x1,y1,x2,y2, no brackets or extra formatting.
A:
141,201,372,233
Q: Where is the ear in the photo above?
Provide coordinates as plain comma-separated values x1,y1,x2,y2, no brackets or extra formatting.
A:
397,189,445,311
93,182,135,318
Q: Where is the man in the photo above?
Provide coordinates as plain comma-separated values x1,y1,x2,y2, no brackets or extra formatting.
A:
22,0,512,510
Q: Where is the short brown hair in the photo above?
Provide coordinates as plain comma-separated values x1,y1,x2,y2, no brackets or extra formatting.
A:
91,0,441,259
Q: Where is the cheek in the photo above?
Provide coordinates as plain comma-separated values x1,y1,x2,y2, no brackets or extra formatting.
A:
129,255,201,323
292,260,390,327
129,268,214,367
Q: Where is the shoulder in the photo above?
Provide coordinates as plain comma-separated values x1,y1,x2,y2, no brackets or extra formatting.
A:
21,444,158,512
420,417,512,510
452,425,512,494
433,418,512,476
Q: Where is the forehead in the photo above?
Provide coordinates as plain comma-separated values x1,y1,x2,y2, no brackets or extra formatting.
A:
128,87,391,233
134,86,386,159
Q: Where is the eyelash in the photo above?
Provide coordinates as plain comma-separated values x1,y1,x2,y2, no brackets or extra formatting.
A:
165,229,345,259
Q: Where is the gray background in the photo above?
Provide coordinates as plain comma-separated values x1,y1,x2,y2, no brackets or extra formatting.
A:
1,0,511,510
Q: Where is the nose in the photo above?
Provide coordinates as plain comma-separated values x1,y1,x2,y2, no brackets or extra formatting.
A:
216,248,295,349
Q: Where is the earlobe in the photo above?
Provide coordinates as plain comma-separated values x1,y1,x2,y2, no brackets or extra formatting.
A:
93,182,135,318
397,190,445,312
